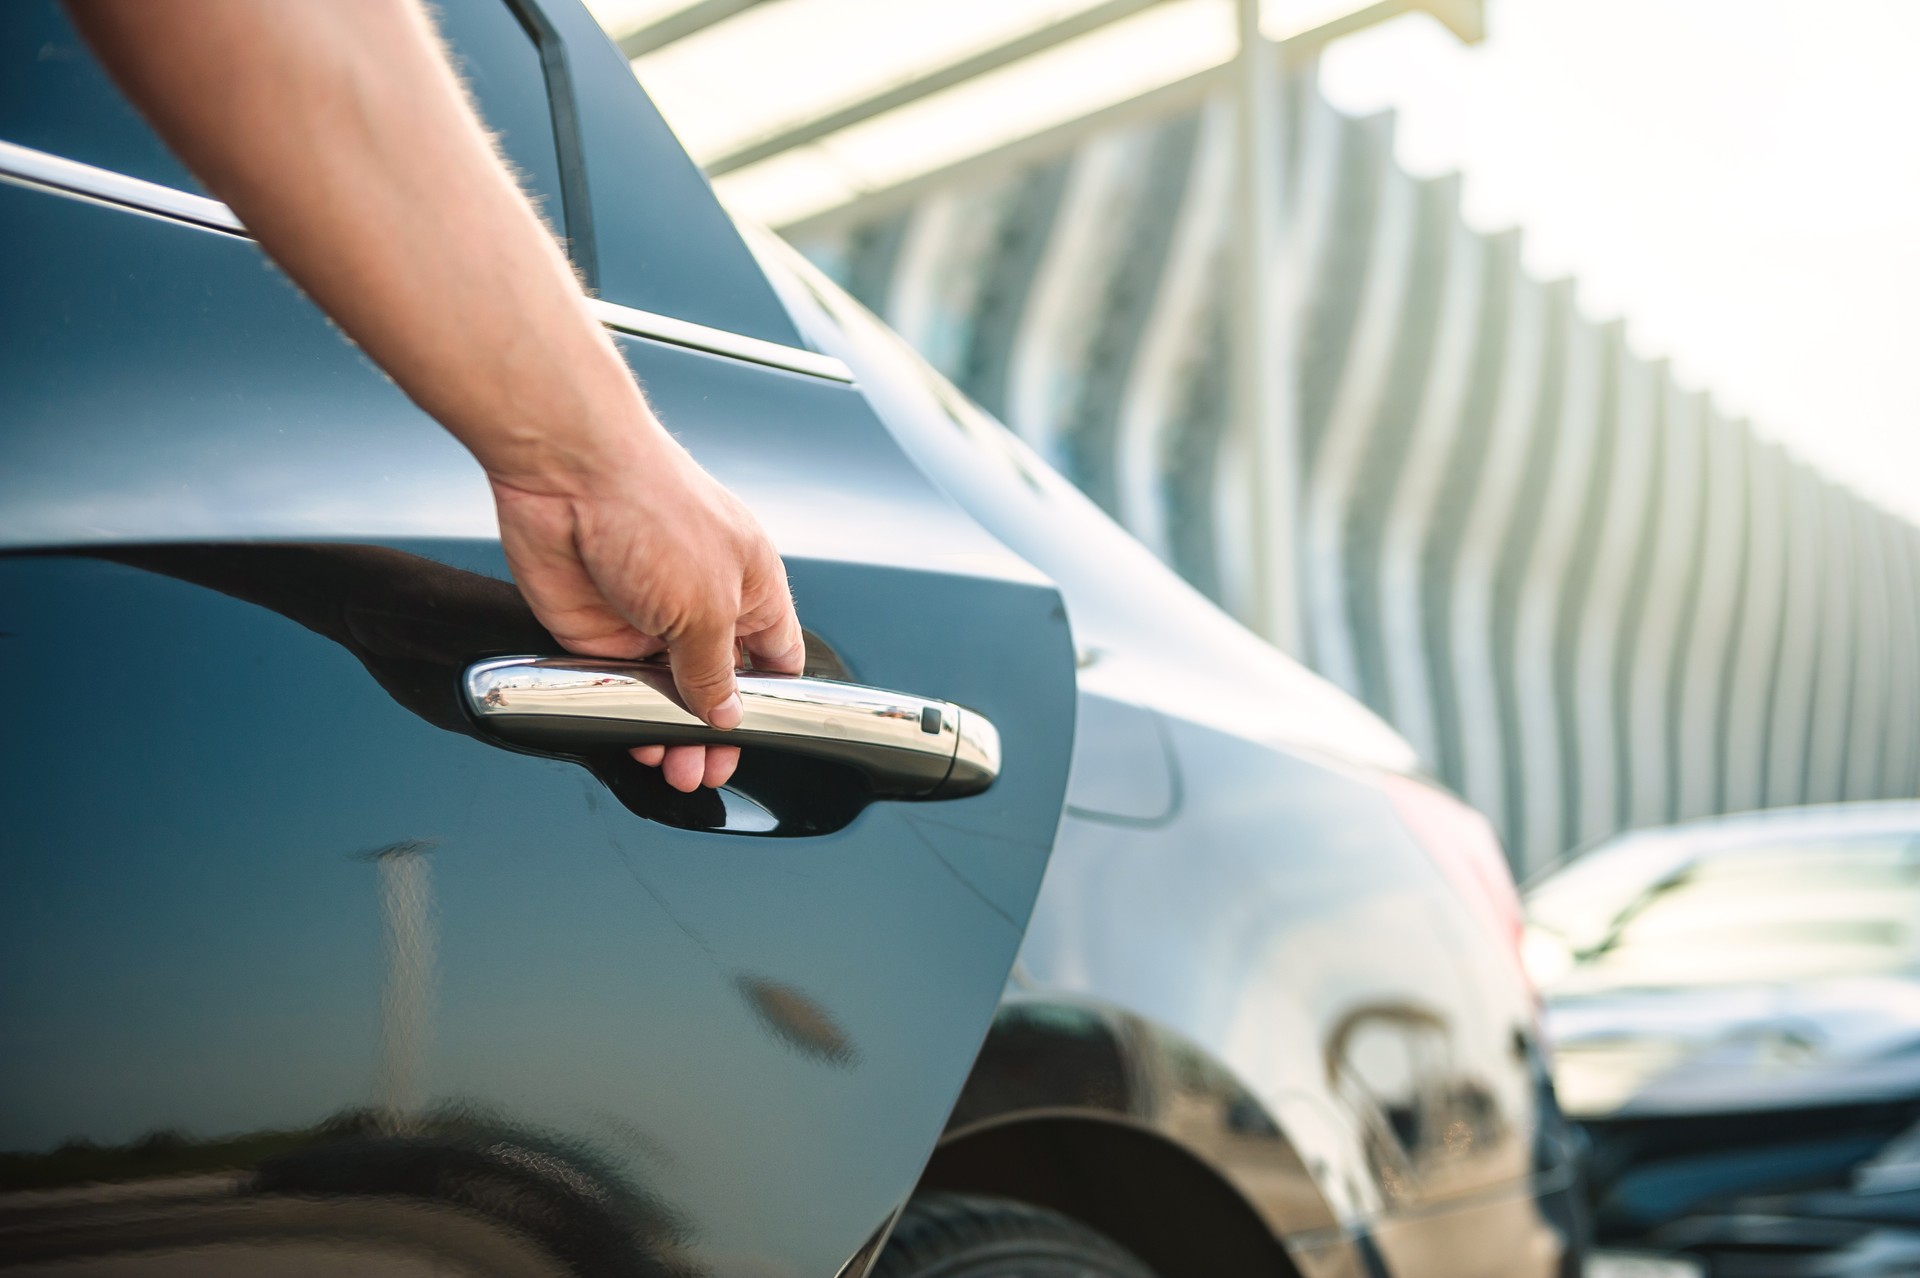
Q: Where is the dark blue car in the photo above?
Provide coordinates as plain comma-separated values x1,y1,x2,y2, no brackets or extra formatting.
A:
1,3,1583,1275
1528,803,1920,1277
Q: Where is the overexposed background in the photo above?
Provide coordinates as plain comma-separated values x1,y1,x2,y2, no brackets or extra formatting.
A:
594,0,1920,522
1319,0,1920,522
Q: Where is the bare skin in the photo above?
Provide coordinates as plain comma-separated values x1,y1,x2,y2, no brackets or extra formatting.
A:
67,0,802,792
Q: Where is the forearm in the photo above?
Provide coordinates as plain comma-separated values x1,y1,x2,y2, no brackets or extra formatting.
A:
66,0,653,484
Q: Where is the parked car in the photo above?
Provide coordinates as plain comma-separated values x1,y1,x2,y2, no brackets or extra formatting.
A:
0,3,1584,1276
1526,803,1920,1277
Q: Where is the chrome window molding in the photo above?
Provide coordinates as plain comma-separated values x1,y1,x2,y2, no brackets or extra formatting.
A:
581,297,851,382
0,138,853,384
0,138,245,234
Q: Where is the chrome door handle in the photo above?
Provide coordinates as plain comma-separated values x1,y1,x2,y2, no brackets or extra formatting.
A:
463,656,1000,799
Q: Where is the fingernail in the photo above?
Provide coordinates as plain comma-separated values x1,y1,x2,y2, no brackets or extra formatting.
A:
710,693,742,730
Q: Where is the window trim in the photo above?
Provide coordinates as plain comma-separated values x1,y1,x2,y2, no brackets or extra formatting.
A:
0,138,854,384
499,0,599,289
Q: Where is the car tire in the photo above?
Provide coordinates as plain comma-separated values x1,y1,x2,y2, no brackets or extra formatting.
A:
872,1193,1158,1278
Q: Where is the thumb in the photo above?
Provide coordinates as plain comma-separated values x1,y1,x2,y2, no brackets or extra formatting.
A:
668,620,743,729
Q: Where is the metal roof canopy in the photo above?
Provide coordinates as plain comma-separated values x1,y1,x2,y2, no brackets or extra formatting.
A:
586,0,1483,231
584,0,1481,655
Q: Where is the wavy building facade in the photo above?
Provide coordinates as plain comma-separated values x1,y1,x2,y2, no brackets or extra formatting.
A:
783,69,1920,875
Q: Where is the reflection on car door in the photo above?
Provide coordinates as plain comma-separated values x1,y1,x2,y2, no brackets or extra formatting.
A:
0,4,1079,1276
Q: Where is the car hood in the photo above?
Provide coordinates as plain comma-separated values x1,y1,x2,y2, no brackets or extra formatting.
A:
1545,977,1920,1119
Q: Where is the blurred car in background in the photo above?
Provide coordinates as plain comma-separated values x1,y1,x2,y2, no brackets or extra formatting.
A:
1526,803,1920,1278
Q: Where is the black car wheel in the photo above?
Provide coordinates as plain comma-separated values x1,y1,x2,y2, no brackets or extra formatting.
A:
873,1194,1158,1278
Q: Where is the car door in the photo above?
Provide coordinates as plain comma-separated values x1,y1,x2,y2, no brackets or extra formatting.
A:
0,5,1077,1276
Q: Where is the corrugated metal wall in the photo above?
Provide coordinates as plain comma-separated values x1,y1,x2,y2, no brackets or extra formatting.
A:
786,69,1920,876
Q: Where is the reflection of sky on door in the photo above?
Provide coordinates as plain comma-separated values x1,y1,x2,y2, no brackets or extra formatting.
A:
0,551,1037,1277
1319,0,1920,523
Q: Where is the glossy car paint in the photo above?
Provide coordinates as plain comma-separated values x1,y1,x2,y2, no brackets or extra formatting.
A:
0,6,1074,1276
1528,805,1920,1274
0,2,1583,1276
756,239,1587,1277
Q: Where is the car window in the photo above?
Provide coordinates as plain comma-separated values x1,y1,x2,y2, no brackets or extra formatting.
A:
1541,834,1920,992
0,3,203,192
0,1,565,236
1524,830,1697,954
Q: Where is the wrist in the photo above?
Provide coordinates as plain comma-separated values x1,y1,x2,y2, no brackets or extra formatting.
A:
479,392,673,500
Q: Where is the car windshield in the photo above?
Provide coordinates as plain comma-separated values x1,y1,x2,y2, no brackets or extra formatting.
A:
1530,833,1920,993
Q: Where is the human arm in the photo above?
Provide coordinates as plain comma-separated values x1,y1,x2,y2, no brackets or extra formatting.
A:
65,0,803,791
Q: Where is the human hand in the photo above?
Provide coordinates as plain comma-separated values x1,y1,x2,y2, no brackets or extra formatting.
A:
489,423,804,793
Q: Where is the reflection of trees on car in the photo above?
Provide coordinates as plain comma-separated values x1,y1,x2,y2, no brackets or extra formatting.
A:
1326,1002,1507,1206
0,1104,692,1277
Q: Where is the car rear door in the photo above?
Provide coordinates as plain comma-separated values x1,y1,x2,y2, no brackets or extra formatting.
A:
0,5,1076,1276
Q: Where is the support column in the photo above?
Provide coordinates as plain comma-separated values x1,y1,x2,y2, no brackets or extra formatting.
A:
1232,0,1302,654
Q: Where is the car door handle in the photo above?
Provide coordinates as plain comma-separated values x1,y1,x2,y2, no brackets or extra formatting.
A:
463,656,1000,799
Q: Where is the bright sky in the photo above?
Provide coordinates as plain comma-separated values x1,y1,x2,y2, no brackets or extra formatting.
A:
1316,0,1920,523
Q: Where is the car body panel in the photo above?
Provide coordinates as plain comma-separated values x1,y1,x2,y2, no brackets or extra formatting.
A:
0,544,1073,1276
0,10,1078,1273
1010,734,1574,1278
747,231,1586,1276
0,180,1024,581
